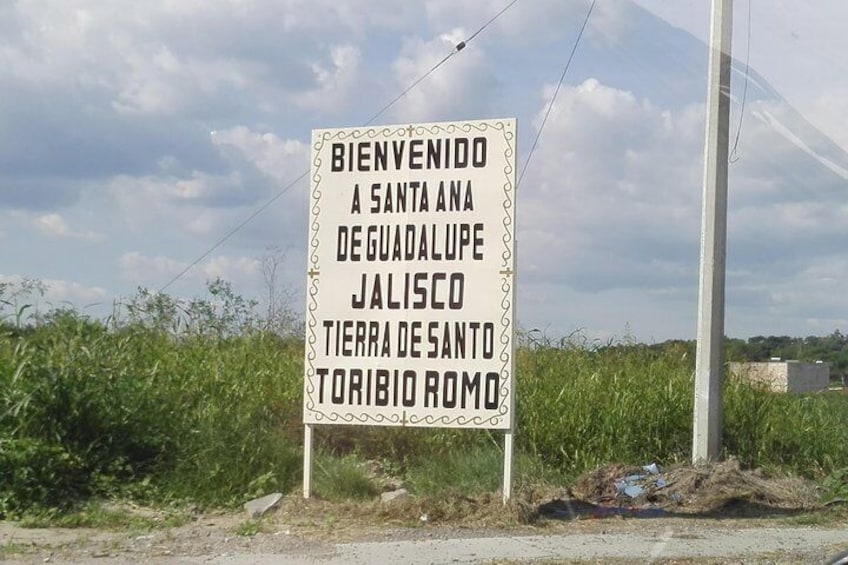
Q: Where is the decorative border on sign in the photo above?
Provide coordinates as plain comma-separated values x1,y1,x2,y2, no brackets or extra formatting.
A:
304,119,516,429
496,120,516,425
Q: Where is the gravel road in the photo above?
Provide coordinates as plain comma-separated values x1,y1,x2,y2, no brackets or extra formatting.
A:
4,519,848,564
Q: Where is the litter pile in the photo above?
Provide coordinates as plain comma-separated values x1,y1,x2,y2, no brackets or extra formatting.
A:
538,458,819,521
612,462,680,502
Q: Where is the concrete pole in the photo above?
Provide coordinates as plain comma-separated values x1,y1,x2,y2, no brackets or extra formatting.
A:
693,0,733,464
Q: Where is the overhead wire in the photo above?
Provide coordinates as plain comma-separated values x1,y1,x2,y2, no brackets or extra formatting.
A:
729,0,753,163
517,0,596,190
158,0,522,293
363,50,459,127
157,171,308,293
364,0,520,126
466,0,520,44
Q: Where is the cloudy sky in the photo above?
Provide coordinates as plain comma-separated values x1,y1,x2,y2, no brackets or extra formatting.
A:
2,0,847,342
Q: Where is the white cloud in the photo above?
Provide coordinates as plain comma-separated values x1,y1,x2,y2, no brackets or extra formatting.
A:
293,45,362,114
106,170,269,236
36,213,70,236
119,252,186,283
726,257,848,337
46,279,109,305
753,108,848,180
118,251,260,286
2,0,848,341
519,78,704,287
512,67,848,339
633,0,848,154
33,213,104,241
0,273,107,306
808,89,848,152
630,0,708,40
211,127,307,180
585,0,637,46
200,255,261,281
424,0,621,46
112,46,263,117
390,30,498,122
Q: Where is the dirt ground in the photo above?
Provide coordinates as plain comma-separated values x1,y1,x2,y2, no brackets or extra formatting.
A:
2,460,847,563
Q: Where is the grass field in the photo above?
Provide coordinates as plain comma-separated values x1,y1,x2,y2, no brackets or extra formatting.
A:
2,284,848,517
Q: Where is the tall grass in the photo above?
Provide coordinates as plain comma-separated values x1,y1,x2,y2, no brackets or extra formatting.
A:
146,331,304,503
1,297,304,514
2,284,848,512
724,378,848,475
516,340,694,473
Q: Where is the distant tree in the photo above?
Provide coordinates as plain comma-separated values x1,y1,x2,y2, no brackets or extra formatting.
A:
260,246,300,337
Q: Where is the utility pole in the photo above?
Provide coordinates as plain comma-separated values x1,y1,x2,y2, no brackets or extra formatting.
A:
693,0,733,464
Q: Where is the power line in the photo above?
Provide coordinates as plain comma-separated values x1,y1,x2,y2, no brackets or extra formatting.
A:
159,0,522,293
363,50,459,127
729,0,753,163
365,0,520,126
467,0,519,44
157,170,308,293
518,0,596,190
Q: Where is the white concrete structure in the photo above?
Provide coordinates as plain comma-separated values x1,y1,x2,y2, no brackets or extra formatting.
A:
729,360,830,394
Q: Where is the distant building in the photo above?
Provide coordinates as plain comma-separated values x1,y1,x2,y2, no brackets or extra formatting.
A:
729,360,830,394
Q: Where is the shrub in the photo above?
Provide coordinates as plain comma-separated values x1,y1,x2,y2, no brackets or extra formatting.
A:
0,438,89,516
3,280,848,512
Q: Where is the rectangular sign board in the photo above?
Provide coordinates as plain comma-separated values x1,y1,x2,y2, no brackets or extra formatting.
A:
304,118,516,429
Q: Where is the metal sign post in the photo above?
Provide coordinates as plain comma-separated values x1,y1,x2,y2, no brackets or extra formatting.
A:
302,423,313,498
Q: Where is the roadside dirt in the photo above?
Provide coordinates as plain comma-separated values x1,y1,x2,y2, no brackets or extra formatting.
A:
2,460,846,563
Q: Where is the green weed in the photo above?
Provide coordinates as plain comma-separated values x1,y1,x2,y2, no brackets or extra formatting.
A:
516,341,693,474
0,541,32,559
821,468,848,501
406,445,504,497
233,519,267,537
724,382,848,476
3,279,848,515
314,454,379,502
1,282,304,511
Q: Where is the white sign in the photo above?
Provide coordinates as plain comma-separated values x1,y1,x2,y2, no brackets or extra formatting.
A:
304,118,516,429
